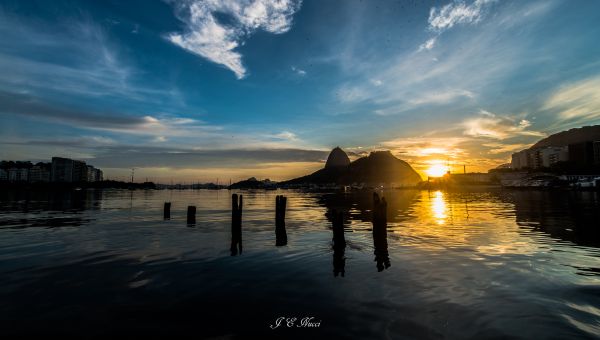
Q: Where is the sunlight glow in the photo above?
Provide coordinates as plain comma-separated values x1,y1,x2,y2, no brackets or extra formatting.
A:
426,163,449,177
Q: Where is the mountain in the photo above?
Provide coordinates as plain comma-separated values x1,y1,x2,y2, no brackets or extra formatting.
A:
325,146,350,168
530,125,600,149
282,148,422,186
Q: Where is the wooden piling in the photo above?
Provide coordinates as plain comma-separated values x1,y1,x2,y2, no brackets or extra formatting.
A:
231,194,243,255
163,202,171,219
275,195,287,246
187,205,196,224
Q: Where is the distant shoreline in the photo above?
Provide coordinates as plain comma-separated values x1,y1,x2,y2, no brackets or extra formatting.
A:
1,182,598,192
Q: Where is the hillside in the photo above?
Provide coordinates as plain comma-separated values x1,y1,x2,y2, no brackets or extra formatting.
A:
282,149,422,186
531,125,600,149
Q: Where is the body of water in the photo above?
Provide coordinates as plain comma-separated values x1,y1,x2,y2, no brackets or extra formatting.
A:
1,189,599,338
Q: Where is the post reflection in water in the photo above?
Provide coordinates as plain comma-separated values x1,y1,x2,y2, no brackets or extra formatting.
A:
331,209,346,277
230,194,243,256
372,193,390,272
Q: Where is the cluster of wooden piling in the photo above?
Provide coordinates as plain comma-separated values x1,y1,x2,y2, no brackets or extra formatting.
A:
275,195,287,246
161,192,388,271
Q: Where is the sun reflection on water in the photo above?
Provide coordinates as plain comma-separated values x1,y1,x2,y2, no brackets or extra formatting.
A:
431,191,447,225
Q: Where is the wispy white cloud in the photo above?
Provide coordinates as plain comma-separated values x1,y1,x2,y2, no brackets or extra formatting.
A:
291,65,306,76
483,142,532,154
0,12,181,104
168,0,302,79
543,75,600,121
418,37,436,51
461,110,545,140
428,0,495,32
273,130,298,141
370,79,383,87
333,0,553,116
382,137,469,159
418,0,495,52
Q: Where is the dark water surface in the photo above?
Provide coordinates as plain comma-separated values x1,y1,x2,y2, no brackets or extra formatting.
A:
1,189,599,338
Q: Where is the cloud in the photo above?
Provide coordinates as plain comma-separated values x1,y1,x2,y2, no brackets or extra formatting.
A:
543,75,600,121
0,11,180,106
334,0,558,117
418,0,495,53
87,145,330,168
0,91,218,137
382,137,470,159
428,0,495,32
461,110,545,140
272,130,298,141
291,65,306,76
168,0,302,79
482,142,532,154
370,79,383,87
418,37,436,51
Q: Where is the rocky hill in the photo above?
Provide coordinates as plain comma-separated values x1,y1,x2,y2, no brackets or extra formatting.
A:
282,148,422,186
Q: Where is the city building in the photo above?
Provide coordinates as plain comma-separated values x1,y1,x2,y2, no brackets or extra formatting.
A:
72,160,87,182
511,150,530,169
84,165,104,182
8,168,29,182
51,157,74,182
512,146,570,170
29,163,51,182
51,157,87,182
538,146,569,168
0,169,8,181
50,157,104,182
94,168,104,182
568,142,595,167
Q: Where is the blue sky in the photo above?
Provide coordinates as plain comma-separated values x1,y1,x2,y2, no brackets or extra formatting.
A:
1,0,600,182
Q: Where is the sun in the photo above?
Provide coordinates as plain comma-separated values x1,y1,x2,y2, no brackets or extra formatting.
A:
426,164,449,177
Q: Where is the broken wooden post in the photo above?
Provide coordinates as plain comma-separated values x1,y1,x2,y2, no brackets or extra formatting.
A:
231,194,243,255
187,205,196,224
332,209,346,277
163,202,171,219
275,195,287,246
372,192,390,272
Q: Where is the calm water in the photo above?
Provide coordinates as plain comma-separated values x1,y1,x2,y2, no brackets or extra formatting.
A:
1,189,599,338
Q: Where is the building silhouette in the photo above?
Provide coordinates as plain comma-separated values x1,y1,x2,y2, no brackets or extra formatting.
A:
0,157,103,183
29,163,51,182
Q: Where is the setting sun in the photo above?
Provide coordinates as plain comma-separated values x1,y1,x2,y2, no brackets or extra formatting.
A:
426,164,449,177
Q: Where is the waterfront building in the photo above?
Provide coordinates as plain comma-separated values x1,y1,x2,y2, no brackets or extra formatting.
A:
29,164,51,182
50,157,103,182
538,146,569,168
8,168,28,182
511,150,530,169
0,169,7,181
51,157,74,182
568,142,595,167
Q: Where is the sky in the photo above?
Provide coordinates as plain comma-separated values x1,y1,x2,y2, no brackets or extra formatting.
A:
1,0,600,183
